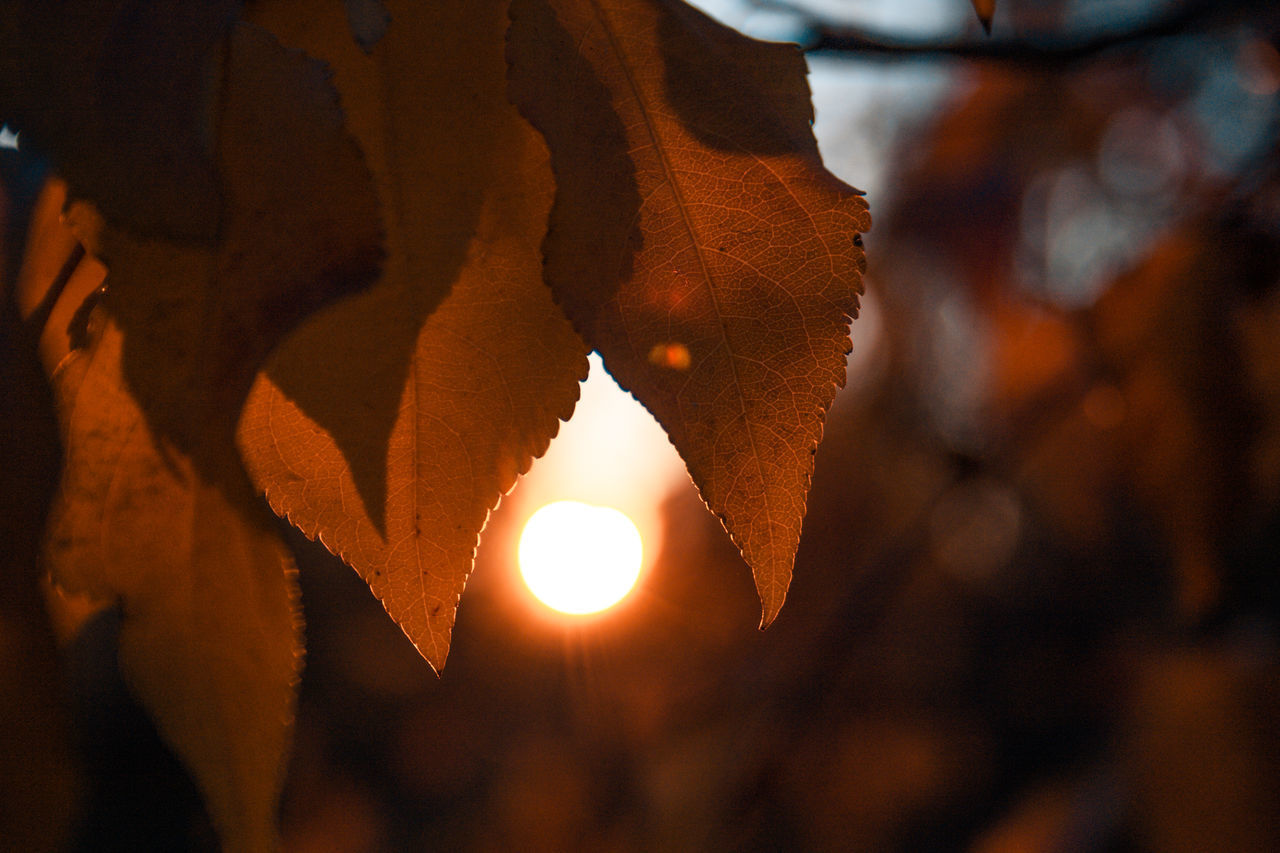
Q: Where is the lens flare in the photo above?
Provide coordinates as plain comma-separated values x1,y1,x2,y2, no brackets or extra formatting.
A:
518,501,643,615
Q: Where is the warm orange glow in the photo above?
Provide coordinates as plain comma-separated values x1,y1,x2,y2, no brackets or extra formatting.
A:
505,353,685,609
518,501,643,615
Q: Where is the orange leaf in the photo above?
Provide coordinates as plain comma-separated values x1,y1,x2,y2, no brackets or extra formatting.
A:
49,318,301,853
41,23,381,852
241,0,587,671
971,0,996,33
507,0,870,626
12,180,108,376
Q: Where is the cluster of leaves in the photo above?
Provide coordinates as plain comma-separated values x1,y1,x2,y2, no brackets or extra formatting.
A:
253,10,1280,840
1,0,870,848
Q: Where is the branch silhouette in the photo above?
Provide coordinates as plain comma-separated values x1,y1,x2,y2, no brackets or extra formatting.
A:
752,0,1278,65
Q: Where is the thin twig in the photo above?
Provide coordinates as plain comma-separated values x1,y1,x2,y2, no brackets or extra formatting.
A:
762,0,1274,65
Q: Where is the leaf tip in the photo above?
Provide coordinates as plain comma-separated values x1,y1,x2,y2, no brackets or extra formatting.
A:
422,643,448,677
970,0,996,33
345,0,391,53
421,607,456,676
757,588,786,631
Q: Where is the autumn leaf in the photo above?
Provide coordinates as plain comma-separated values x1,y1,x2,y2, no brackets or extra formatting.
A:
241,0,587,672
1089,223,1261,618
0,0,237,240
49,316,300,853
12,173,106,375
971,0,996,33
39,22,382,852
507,0,871,626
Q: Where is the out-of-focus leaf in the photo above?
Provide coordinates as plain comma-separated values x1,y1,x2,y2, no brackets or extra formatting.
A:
241,0,587,672
12,180,107,376
0,0,237,240
1090,226,1262,617
507,0,870,626
971,0,996,33
345,0,391,51
987,221,1265,619
10,179,113,653
42,22,382,852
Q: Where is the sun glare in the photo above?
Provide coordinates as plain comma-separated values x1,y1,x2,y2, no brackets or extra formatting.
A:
518,501,644,615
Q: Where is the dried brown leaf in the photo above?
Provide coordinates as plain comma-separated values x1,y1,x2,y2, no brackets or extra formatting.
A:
241,0,587,672
42,22,382,851
507,0,870,626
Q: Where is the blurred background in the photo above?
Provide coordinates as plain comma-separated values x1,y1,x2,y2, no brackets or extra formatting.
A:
8,0,1280,850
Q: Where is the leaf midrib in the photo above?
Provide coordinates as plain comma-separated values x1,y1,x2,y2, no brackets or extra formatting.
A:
586,0,772,551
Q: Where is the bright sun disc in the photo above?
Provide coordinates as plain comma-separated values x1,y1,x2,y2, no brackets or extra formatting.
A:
518,501,643,615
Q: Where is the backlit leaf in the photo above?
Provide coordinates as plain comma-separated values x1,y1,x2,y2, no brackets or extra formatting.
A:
241,0,587,672
41,23,382,852
12,177,106,375
49,316,301,853
507,0,870,626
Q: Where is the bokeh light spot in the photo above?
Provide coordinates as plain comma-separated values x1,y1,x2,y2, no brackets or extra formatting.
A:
648,341,692,370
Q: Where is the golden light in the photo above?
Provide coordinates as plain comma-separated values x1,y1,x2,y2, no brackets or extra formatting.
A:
518,501,644,615
498,353,688,621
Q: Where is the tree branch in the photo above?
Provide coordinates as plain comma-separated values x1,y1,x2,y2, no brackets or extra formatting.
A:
764,0,1277,65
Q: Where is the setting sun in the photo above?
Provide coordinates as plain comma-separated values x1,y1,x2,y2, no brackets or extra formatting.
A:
518,501,644,615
